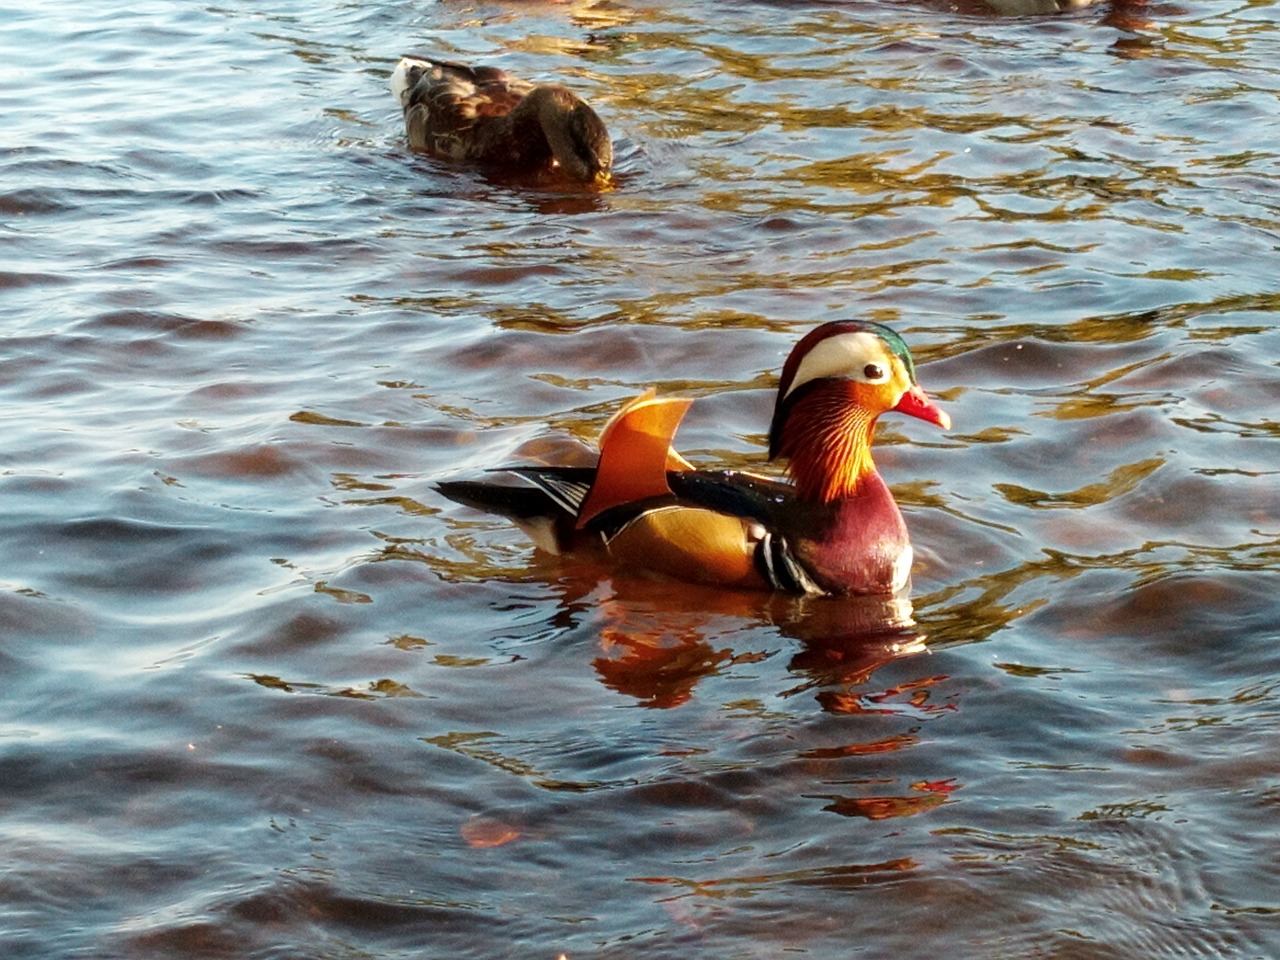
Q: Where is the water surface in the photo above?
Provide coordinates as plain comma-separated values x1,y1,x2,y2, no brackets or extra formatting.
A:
3,0,1280,957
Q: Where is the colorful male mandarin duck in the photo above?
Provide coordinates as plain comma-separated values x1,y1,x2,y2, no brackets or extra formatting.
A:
436,321,950,596
389,55,613,185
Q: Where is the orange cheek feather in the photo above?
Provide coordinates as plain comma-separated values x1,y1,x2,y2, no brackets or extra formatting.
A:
780,381,880,503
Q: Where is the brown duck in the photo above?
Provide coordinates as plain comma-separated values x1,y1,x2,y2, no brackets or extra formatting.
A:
390,55,613,185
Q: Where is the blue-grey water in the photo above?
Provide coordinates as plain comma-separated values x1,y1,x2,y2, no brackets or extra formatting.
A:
4,0,1280,957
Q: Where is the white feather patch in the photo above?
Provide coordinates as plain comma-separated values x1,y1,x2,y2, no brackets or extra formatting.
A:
890,544,914,594
783,331,889,399
390,57,427,107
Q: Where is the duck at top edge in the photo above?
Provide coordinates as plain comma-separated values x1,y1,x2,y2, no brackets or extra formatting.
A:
390,55,613,186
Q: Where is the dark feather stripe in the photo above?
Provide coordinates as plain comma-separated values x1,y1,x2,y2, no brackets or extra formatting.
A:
667,470,791,525
433,479,559,522
758,531,823,594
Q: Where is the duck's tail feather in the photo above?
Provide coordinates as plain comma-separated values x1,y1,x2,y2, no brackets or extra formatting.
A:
435,476,561,522
434,475,569,555
437,466,604,553
390,56,430,107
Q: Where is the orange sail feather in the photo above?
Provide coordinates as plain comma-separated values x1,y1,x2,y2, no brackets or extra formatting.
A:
576,390,693,529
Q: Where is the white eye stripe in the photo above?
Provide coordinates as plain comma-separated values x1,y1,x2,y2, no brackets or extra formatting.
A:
782,331,891,400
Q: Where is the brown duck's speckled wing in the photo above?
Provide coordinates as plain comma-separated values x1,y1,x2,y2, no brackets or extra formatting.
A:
399,58,534,162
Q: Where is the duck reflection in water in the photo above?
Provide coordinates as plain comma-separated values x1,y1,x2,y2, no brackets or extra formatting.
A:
557,582,957,822
494,570,927,711
423,529,928,709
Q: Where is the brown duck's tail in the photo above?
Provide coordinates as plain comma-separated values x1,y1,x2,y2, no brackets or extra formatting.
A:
389,56,431,107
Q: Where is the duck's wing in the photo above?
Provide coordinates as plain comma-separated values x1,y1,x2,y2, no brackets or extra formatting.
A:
438,466,812,591
668,469,793,527
638,470,821,593
571,468,794,591
391,55,534,158
434,389,810,590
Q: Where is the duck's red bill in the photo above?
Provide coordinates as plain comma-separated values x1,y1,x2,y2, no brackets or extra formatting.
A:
893,385,951,430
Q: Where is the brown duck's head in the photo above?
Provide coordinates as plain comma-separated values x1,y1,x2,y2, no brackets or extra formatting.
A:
768,320,949,502
529,86,614,185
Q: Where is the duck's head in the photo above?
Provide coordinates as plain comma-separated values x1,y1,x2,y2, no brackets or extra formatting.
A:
529,86,613,185
768,320,949,503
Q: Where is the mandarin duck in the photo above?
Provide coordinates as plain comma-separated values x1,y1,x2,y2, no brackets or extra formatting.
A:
436,321,949,596
389,55,613,185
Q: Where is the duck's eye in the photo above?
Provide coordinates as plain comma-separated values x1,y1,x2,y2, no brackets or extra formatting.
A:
863,363,886,381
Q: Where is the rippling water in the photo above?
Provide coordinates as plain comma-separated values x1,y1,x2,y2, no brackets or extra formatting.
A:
4,0,1280,957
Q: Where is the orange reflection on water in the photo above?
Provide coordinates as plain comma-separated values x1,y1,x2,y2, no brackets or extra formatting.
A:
560,575,931,711
817,674,955,719
594,621,736,709
798,734,921,759
812,788,945,821
460,814,522,849
586,580,771,708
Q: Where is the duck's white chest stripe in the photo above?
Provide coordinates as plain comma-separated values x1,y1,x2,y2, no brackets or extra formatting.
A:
759,532,824,595
890,544,913,594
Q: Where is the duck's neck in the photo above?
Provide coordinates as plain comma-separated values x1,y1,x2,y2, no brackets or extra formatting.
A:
510,87,571,146
501,93,548,170
777,387,879,504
